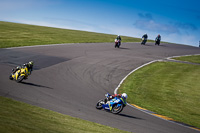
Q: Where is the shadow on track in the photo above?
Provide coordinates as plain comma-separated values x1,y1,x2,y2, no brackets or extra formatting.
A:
119,113,143,120
156,44,167,47
140,44,154,47
21,81,53,89
118,47,130,50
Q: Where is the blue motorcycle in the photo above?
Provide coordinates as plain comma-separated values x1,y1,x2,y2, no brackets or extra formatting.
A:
96,93,127,114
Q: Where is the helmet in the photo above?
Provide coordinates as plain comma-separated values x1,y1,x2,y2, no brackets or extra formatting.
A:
118,35,120,37
158,34,160,37
28,61,34,66
122,93,128,99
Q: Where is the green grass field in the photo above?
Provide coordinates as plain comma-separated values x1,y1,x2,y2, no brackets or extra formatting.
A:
0,21,144,48
173,55,200,64
0,96,129,133
119,56,200,128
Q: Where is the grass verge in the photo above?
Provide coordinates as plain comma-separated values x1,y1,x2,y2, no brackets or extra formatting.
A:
173,55,200,64
0,96,129,133
119,60,200,128
0,21,143,48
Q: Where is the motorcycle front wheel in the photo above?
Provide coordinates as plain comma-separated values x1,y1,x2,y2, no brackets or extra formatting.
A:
115,43,118,48
17,75,24,83
9,74,13,80
111,104,123,114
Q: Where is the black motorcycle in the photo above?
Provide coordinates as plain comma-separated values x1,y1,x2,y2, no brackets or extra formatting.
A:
155,38,161,45
141,37,147,45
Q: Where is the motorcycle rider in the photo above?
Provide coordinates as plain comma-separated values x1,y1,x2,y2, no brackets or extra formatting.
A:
155,34,161,45
116,35,121,46
104,93,128,104
141,33,148,45
116,35,121,41
12,61,34,75
23,61,34,75
142,33,148,40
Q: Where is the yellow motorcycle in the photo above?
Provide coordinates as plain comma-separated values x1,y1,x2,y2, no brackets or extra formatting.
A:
9,67,30,83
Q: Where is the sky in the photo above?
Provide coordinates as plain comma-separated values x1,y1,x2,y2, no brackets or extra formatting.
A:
0,0,200,47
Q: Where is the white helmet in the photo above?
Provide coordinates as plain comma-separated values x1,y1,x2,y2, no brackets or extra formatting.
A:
122,93,128,99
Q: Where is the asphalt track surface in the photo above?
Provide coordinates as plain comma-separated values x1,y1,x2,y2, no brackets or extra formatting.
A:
0,42,200,133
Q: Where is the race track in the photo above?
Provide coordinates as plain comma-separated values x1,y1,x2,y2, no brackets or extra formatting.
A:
0,42,200,133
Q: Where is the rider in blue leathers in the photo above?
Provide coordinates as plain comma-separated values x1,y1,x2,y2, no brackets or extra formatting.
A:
104,93,127,105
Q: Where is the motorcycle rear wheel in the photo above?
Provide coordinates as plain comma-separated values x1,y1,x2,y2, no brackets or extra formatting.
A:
96,99,104,109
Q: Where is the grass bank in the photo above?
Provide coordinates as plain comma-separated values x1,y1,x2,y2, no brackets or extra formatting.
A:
173,55,200,64
0,21,142,48
119,56,200,128
0,96,129,133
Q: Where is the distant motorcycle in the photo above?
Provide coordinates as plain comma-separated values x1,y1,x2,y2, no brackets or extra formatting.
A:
96,93,126,114
141,37,147,45
9,67,30,83
115,39,121,48
155,38,161,45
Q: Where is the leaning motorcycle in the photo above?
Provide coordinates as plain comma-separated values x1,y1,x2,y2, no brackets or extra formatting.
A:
96,93,126,114
141,37,147,45
115,39,121,48
9,67,30,83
